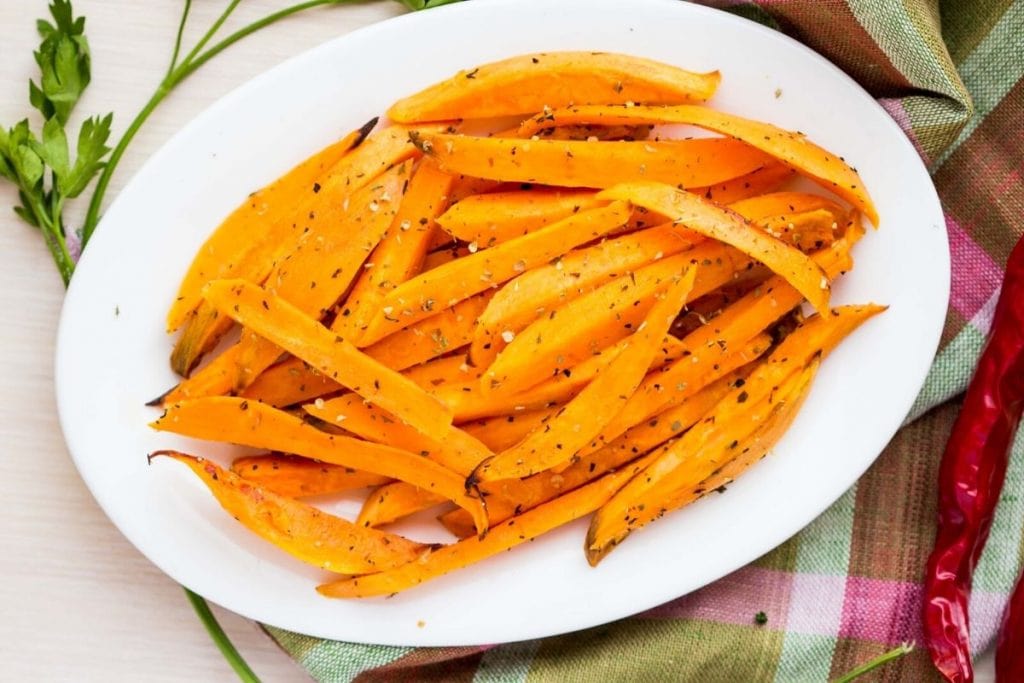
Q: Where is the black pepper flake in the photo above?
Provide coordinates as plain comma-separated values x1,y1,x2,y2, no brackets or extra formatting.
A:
737,391,749,403
465,68,479,79
312,182,321,193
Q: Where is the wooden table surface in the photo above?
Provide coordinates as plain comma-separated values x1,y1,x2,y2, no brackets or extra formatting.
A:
0,1,997,680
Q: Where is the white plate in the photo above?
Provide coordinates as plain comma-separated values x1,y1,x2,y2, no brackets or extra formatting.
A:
56,0,948,646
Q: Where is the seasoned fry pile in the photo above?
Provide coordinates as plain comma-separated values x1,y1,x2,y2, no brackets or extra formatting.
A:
150,51,884,597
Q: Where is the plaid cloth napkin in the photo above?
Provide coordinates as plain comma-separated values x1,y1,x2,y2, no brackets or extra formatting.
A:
264,1,1024,679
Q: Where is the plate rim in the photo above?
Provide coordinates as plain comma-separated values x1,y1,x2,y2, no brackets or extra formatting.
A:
55,0,950,646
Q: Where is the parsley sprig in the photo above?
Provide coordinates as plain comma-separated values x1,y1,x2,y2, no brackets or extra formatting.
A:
0,0,111,283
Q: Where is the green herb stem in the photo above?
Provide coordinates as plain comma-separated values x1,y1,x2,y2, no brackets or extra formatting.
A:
832,642,915,683
167,0,193,77
184,588,261,683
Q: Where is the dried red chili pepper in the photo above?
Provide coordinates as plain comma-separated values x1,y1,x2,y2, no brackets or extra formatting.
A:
997,570,1024,681
922,233,1024,683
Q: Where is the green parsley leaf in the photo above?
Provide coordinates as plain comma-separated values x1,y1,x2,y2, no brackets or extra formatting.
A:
31,0,92,125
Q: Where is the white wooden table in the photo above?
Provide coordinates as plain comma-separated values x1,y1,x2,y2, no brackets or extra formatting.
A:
0,1,997,680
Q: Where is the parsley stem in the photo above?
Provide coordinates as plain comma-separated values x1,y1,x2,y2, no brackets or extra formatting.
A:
176,0,243,72
175,0,353,81
167,0,194,78
184,588,261,683
832,642,915,683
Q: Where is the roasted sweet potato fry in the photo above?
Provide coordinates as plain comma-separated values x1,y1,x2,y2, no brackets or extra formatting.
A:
387,51,719,123
477,268,696,480
239,358,338,408
230,163,411,389
415,134,774,191
152,397,488,534
155,451,427,573
676,358,819,508
689,163,795,204
317,451,659,598
437,189,602,247
167,120,374,334
516,105,878,224
230,453,389,498
483,242,752,397
586,305,885,564
169,125,432,376
359,202,631,344
460,407,557,452
333,162,455,343
360,293,491,366
357,482,448,528
599,181,831,314
470,223,701,367
203,279,455,441
403,355,481,390
440,372,740,537
303,393,491,476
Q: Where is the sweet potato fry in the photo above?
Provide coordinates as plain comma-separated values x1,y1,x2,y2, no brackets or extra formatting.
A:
440,372,739,537
359,202,631,345
167,119,375,334
477,268,697,480
437,189,602,247
676,357,819,508
237,303,489,409
203,279,455,441
317,451,659,598
333,162,456,343
460,407,557,452
155,451,427,573
387,51,719,123
599,181,831,314
230,163,411,388
152,397,487,534
414,134,774,190
585,305,885,564
483,242,752,397
230,453,389,498
169,125,432,376
357,482,448,528
403,355,481,390
360,292,491,366
689,163,795,204
239,358,338,408
516,105,878,224
470,223,701,366
303,393,491,476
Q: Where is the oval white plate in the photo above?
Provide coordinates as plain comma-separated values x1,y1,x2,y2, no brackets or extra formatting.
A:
56,0,948,646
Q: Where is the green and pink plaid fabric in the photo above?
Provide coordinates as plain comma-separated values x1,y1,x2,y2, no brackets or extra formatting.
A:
266,1,1024,679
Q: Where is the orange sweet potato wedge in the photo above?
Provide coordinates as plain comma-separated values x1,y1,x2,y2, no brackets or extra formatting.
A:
202,279,455,441
155,451,428,573
357,482,448,528
152,397,488,534
517,105,878,225
585,305,885,564
231,453,389,499
388,51,720,123
317,451,659,598
476,268,697,480
599,181,831,314
166,119,375,334
359,201,631,345
436,189,603,247
169,124,432,376
333,161,456,344
414,134,774,190
470,223,700,367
